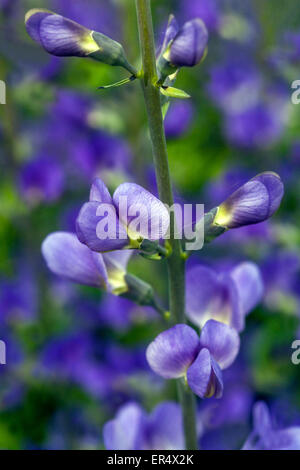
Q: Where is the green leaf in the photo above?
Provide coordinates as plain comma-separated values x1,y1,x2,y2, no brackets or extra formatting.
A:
98,75,136,90
160,86,191,100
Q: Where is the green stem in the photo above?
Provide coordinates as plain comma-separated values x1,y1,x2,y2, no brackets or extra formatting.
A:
135,0,198,450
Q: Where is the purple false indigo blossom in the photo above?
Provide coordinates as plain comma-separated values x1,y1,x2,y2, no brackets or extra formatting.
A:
225,103,286,149
212,172,284,230
157,16,208,83
146,321,240,399
164,101,194,138
208,60,262,114
40,334,114,398
25,9,136,74
76,178,170,253
186,262,263,332
243,402,300,450
181,0,220,32
42,231,132,295
0,267,37,323
103,401,184,450
19,155,65,204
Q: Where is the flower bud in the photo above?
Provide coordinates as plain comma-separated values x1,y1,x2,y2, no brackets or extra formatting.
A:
123,274,156,307
157,17,208,83
213,172,284,229
25,9,136,74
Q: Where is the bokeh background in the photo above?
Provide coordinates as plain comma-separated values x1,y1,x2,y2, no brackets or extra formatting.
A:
1,0,300,450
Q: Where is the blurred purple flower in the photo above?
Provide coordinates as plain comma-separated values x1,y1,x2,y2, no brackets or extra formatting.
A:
225,103,285,148
40,334,114,398
99,295,155,331
201,383,253,429
103,401,184,450
0,267,37,323
165,101,194,138
186,262,263,331
243,402,300,450
52,0,119,39
42,231,132,295
19,155,65,204
181,0,220,32
146,321,240,399
208,60,262,114
262,252,300,312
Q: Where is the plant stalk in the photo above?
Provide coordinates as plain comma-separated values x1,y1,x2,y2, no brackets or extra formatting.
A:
135,0,198,450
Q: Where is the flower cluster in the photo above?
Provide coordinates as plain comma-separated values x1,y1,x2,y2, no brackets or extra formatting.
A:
9,0,297,453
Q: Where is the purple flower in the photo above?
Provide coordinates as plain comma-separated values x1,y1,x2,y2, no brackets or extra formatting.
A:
0,267,37,323
103,401,184,450
158,15,179,57
39,334,114,398
19,155,65,204
181,0,220,32
157,17,208,82
42,231,132,295
25,9,135,73
146,321,240,399
201,383,253,428
243,402,300,450
186,262,263,332
99,295,155,330
52,0,119,39
225,103,285,149
262,252,300,313
76,178,170,253
213,172,284,229
208,60,262,114
165,101,194,138
169,19,208,67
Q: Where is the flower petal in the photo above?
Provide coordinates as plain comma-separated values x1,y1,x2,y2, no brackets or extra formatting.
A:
170,19,208,67
102,250,132,294
89,178,113,204
161,15,179,53
39,14,99,57
214,172,284,229
146,324,200,379
230,262,264,317
41,232,106,287
199,319,240,370
103,402,146,450
103,250,132,273
187,348,223,398
25,9,53,44
254,172,284,218
253,401,272,436
113,183,170,241
148,402,184,450
76,201,129,252
271,428,300,450
186,265,238,329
